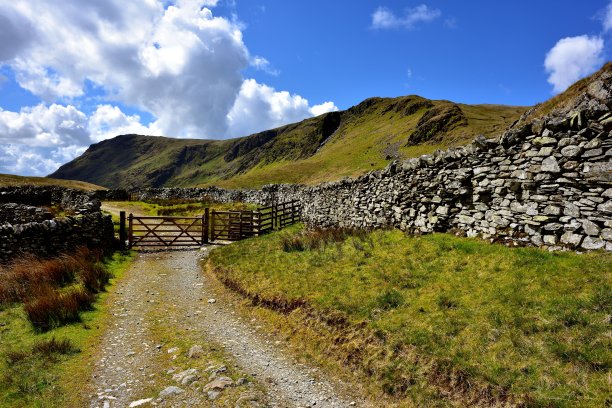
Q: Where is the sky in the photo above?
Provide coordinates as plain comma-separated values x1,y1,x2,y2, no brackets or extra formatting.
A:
0,0,611,176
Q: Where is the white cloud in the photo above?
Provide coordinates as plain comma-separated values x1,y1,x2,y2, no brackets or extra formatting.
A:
0,1,339,175
88,105,161,142
0,144,65,176
371,5,441,30
0,0,249,138
310,101,339,117
227,79,338,137
544,35,604,93
0,104,89,147
0,103,162,176
251,55,280,76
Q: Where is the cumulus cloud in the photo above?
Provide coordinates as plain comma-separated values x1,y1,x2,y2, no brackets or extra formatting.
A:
0,7,35,62
371,5,441,30
0,144,67,176
0,104,89,147
544,35,605,93
227,79,338,137
0,103,161,175
310,101,339,117
88,105,161,142
0,0,338,175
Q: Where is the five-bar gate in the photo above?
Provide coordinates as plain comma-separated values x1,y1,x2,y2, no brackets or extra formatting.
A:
128,213,208,249
127,200,300,248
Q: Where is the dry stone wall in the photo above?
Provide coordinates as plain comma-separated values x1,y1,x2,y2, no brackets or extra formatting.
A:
0,203,53,224
128,105,612,252
0,186,114,263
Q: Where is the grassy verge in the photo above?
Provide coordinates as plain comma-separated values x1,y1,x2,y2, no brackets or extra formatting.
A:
0,251,134,407
208,225,611,407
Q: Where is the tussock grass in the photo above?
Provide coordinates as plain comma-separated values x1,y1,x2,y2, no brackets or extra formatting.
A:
280,227,370,252
24,286,95,332
0,250,134,406
0,247,111,331
209,225,612,406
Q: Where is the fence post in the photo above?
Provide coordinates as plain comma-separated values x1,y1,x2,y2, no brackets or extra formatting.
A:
128,213,133,249
210,210,215,242
254,210,260,236
203,208,209,244
239,211,243,239
119,211,126,249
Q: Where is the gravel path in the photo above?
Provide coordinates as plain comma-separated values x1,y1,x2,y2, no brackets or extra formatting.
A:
88,248,363,408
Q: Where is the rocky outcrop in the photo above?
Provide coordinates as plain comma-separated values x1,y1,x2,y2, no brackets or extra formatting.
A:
407,103,467,145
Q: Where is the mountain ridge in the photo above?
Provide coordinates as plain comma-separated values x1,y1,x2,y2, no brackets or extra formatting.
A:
51,93,527,189
52,61,612,190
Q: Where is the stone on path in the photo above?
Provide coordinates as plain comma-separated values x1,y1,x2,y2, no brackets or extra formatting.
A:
128,398,153,407
159,386,184,398
188,345,204,359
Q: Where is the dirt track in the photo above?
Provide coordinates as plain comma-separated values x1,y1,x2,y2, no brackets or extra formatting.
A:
88,248,363,407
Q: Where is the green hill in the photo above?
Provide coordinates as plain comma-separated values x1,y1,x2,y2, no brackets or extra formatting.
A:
49,63,612,190
50,95,526,189
0,174,105,191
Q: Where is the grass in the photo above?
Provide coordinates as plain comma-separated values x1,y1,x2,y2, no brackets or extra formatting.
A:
208,225,612,407
0,173,104,191
0,250,134,407
0,248,112,331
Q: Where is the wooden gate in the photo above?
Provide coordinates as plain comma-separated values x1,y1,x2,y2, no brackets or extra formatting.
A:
125,200,301,248
128,213,208,248
275,200,300,228
209,200,300,241
210,210,263,241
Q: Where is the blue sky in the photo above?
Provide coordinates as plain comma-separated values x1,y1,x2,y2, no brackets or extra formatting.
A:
222,0,612,107
0,0,610,176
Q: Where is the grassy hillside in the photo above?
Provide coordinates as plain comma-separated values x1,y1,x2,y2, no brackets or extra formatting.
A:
0,174,105,191
208,225,612,407
51,96,526,189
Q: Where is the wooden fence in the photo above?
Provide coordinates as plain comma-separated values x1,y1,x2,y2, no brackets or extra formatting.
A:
125,200,300,248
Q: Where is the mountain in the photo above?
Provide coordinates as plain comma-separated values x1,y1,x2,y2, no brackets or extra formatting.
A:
49,63,612,190
50,95,526,189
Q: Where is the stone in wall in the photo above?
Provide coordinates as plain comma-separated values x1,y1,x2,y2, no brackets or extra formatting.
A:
0,203,53,224
0,212,114,264
0,186,114,263
0,185,101,214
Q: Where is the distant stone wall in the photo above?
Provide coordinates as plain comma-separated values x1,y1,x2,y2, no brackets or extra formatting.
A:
0,186,114,264
129,105,612,252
